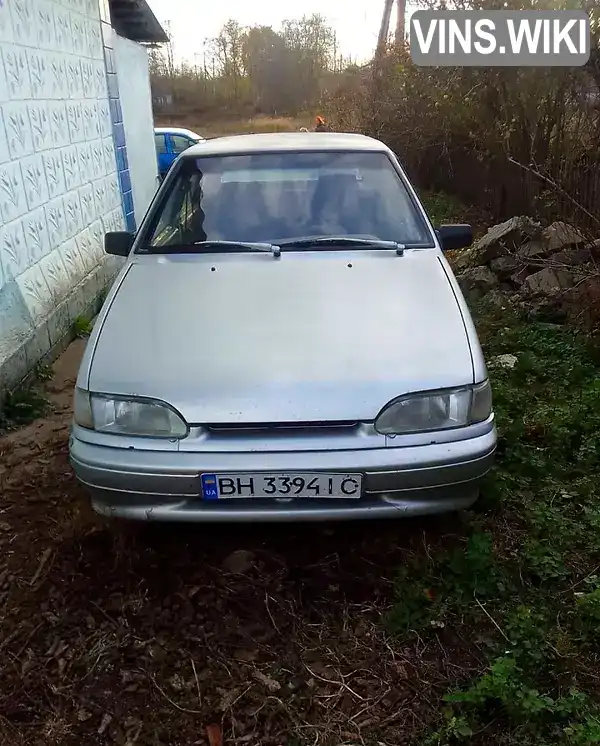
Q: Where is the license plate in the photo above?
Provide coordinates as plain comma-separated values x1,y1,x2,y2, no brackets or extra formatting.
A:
200,472,362,500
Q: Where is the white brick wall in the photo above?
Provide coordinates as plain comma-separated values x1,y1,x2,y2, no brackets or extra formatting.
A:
0,0,122,364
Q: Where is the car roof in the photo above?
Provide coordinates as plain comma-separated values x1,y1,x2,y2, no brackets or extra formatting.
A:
182,132,390,158
154,126,204,140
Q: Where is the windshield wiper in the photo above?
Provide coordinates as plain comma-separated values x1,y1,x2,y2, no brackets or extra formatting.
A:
144,240,281,257
193,240,281,257
277,237,406,254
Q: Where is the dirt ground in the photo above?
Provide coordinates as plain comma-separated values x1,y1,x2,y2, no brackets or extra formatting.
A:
0,339,472,746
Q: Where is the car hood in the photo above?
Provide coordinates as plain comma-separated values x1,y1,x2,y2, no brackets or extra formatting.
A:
89,251,474,424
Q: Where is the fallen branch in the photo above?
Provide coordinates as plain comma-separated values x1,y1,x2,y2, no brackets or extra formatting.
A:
148,673,203,715
30,547,53,587
474,597,510,643
507,156,600,230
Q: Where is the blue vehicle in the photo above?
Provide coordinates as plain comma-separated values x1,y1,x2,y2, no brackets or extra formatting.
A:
154,126,205,179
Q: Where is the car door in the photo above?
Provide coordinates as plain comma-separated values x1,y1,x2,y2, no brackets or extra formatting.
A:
168,134,196,160
154,133,170,176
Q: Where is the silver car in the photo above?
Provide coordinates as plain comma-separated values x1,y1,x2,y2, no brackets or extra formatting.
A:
70,132,496,522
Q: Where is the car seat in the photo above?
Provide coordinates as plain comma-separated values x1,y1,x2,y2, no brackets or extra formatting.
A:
311,173,364,235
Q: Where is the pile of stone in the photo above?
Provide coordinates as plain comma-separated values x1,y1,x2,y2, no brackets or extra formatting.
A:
452,216,599,309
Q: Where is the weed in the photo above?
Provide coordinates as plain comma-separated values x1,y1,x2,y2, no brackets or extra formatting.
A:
73,315,93,337
35,362,53,381
415,302,600,744
522,540,569,582
423,713,473,744
420,191,468,226
503,605,551,669
390,532,509,636
0,386,49,431
573,582,600,643
389,564,441,633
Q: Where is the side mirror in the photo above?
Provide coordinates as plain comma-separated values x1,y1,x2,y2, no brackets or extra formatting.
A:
436,224,473,251
105,231,134,257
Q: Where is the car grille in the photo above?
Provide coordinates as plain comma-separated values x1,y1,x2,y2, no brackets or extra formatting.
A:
206,421,359,436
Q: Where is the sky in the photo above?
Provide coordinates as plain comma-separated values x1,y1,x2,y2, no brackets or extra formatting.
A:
146,0,406,65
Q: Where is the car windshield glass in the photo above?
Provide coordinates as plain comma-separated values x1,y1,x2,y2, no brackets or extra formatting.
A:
141,151,434,250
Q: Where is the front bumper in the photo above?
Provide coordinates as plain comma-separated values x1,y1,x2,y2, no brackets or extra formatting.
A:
69,426,497,522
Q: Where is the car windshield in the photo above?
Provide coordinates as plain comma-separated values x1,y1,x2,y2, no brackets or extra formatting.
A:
141,151,434,250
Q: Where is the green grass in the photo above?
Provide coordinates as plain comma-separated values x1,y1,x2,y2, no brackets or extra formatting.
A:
73,315,93,337
390,300,600,745
35,362,54,381
0,385,49,432
420,191,470,226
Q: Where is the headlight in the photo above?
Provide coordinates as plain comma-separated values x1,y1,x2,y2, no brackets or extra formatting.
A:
375,380,492,435
73,388,188,438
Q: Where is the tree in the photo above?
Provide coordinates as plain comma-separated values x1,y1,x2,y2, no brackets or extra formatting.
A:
241,26,287,111
280,14,336,110
211,20,246,101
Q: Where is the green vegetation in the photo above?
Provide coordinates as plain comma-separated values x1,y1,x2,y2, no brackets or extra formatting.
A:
330,10,600,229
73,315,93,338
0,365,54,432
35,362,54,382
389,301,600,745
388,188,600,745
0,385,49,432
419,191,469,228
151,14,343,119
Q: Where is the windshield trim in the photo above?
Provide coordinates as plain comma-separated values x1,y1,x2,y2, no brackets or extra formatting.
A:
136,149,437,254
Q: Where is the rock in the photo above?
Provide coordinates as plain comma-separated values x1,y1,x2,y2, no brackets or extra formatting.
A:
584,237,600,254
549,247,592,266
526,296,568,324
562,275,600,329
456,266,498,301
482,289,517,308
490,354,518,369
222,549,255,575
510,267,531,287
518,222,587,260
542,221,586,252
517,240,548,259
523,267,574,295
454,216,541,270
498,282,515,293
489,255,520,278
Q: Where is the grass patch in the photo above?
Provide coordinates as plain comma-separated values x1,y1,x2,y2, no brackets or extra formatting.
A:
0,385,49,432
420,191,469,226
35,362,53,381
391,301,600,744
73,315,93,338
420,190,492,239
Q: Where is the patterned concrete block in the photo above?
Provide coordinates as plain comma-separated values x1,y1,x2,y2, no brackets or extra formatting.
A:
0,0,155,396
0,279,33,362
2,345,28,388
24,320,52,371
67,280,88,322
47,298,71,348
16,261,53,323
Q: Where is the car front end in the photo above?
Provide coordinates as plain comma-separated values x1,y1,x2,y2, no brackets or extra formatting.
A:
70,133,496,522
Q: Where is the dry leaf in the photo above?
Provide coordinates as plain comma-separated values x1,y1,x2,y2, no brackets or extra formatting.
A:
252,669,281,692
206,723,222,746
98,713,112,735
218,686,241,711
